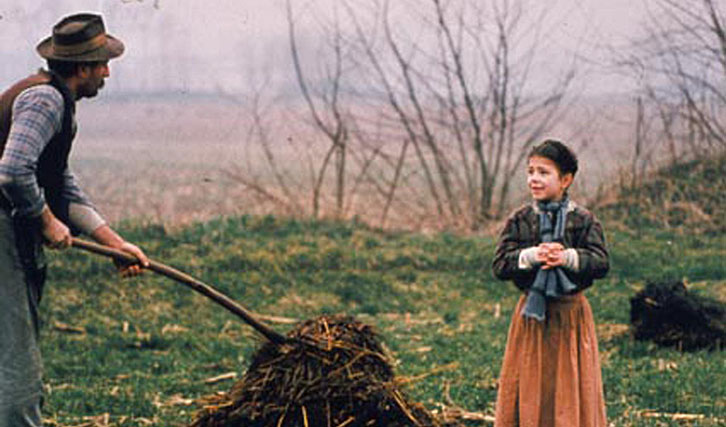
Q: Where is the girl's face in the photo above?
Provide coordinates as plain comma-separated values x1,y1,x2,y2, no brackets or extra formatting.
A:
527,155,573,202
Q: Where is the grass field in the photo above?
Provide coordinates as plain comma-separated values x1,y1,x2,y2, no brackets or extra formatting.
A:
37,214,725,426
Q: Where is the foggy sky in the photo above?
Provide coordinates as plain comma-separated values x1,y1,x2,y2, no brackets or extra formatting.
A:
1,0,650,97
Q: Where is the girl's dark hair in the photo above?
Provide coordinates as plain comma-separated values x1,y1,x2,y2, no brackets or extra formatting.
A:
529,139,578,176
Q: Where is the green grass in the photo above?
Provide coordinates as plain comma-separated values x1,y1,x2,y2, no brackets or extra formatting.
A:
597,152,726,235
39,215,725,426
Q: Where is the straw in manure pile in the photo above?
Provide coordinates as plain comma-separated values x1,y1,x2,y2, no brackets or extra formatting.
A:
191,314,449,427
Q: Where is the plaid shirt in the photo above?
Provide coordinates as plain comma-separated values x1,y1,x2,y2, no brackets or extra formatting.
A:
492,200,609,292
0,85,94,219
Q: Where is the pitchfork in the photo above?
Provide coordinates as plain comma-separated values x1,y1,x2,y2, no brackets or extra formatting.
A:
71,237,290,346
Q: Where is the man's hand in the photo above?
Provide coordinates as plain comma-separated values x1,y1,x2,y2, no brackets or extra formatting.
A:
91,224,149,276
40,206,72,249
114,241,149,277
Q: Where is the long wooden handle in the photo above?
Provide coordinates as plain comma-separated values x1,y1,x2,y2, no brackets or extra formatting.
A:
71,237,290,346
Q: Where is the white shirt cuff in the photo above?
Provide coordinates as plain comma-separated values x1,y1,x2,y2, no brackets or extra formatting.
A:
563,248,580,272
69,202,106,235
518,247,539,270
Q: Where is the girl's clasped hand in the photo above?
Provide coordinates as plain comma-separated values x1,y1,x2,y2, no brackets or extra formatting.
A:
535,242,566,269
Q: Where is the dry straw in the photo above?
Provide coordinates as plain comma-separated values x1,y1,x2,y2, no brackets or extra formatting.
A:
190,314,453,427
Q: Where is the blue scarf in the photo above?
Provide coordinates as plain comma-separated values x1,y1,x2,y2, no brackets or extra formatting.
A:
521,198,577,321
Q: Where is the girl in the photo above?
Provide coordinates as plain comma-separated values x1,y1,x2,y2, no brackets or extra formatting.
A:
492,139,609,426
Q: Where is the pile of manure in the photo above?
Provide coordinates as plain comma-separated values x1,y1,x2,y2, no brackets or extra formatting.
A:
190,314,454,427
630,280,725,351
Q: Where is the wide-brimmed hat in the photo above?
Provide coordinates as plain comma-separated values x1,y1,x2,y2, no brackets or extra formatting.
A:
36,13,124,62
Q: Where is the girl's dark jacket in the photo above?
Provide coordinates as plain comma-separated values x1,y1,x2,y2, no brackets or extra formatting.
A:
492,200,609,292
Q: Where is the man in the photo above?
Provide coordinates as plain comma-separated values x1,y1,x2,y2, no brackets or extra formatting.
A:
0,13,149,426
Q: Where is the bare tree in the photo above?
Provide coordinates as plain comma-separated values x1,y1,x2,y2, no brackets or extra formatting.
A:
342,1,449,223
286,0,351,219
621,0,725,165
219,84,306,216
343,0,574,226
442,0,574,220
234,0,578,230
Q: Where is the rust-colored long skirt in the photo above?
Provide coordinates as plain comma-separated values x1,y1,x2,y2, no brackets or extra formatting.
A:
494,293,607,427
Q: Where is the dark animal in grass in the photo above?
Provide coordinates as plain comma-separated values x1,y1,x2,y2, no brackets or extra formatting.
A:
630,281,725,351
191,314,456,427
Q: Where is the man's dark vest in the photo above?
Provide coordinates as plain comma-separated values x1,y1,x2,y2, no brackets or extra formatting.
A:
0,70,76,225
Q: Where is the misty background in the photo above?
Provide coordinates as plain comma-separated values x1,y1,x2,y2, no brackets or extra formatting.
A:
2,0,722,230
2,0,645,96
